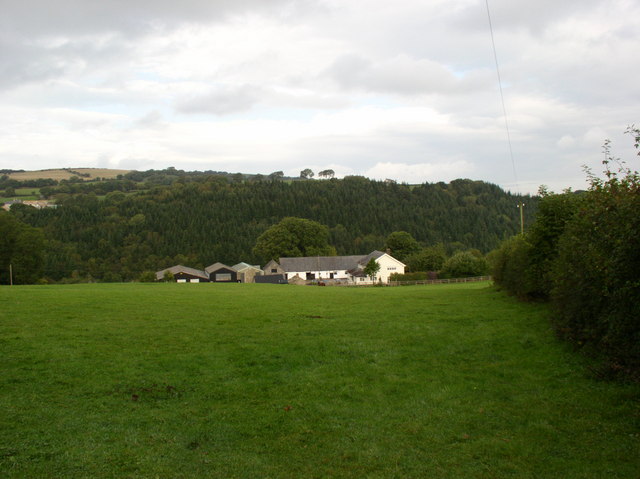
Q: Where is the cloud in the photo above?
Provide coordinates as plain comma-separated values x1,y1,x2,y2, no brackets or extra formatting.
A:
0,0,638,195
365,160,475,183
133,110,168,130
176,84,263,115
0,0,317,37
326,53,466,96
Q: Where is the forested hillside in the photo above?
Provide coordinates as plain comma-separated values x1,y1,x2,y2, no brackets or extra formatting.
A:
5,173,536,282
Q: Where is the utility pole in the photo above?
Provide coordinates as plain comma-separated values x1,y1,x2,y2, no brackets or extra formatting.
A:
517,202,525,235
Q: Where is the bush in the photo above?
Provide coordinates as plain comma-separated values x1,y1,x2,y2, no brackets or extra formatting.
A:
550,131,640,376
404,245,446,273
440,251,488,278
489,235,535,299
389,272,429,281
139,271,156,282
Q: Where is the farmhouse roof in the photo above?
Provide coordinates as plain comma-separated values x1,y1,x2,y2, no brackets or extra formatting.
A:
232,262,262,272
155,265,208,281
278,250,388,272
205,262,234,274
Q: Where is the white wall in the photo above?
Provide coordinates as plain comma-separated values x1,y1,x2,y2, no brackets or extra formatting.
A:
374,254,405,283
286,269,351,280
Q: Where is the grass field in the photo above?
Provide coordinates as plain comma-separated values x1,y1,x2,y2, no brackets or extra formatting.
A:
7,168,131,181
1,283,638,478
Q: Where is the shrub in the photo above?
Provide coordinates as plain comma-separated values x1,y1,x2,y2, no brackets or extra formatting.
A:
550,131,640,376
404,245,446,273
139,271,156,282
489,234,535,299
440,251,488,278
389,272,429,281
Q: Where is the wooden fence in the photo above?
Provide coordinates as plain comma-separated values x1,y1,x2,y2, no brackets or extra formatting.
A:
329,275,492,287
386,275,492,286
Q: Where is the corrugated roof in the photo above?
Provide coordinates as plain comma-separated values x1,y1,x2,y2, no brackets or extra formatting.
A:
232,262,262,272
278,251,386,272
155,265,208,280
205,262,233,273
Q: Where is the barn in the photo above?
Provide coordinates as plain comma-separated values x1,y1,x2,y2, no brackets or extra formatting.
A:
205,262,238,282
155,265,209,283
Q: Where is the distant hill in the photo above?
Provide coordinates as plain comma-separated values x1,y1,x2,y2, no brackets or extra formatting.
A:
7,168,131,181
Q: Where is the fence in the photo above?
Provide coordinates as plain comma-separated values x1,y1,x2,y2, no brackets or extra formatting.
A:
328,275,492,287
386,275,492,286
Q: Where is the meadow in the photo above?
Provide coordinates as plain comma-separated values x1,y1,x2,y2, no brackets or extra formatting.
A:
1,282,638,478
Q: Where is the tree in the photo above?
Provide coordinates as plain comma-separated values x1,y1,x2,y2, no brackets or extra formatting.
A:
300,168,314,180
318,169,335,179
269,171,284,181
0,212,45,284
440,251,488,278
138,271,156,282
405,245,446,272
363,258,380,281
252,217,336,262
163,270,175,282
385,231,420,261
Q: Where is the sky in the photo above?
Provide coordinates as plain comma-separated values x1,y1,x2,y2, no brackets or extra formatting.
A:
1,0,638,194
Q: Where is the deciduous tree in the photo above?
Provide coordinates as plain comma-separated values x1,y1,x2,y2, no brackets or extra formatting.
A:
385,231,420,261
363,258,380,281
252,217,336,261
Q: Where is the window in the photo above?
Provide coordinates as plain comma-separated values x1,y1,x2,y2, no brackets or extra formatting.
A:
387,267,396,270
216,273,232,281
271,268,278,273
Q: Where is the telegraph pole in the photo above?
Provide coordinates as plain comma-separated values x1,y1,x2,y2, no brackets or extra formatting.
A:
517,202,525,235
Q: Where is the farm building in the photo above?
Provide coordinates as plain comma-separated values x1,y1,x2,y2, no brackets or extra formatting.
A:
205,262,238,282
155,265,209,283
268,250,405,284
155,251,404,285
232,262,263,283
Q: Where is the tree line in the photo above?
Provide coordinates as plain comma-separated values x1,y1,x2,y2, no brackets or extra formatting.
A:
2,175,535,284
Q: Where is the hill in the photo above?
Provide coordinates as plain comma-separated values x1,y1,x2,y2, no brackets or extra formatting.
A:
5,173,537,282
5,168,131,181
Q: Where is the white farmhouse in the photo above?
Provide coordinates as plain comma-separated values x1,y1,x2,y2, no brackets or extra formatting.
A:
263,250,405,285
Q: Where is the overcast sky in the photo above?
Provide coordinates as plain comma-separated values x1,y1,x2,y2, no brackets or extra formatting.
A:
1,0,638,193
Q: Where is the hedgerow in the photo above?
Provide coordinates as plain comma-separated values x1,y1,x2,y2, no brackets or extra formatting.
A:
491,126,640,379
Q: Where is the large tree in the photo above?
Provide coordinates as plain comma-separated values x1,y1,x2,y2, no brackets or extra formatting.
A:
404,244,447,272
252,217,336,262
300,169,314,180
385,231,420,261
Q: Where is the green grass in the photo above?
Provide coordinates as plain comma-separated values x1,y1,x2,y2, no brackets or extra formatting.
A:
1,188,41,202
1,283,638,478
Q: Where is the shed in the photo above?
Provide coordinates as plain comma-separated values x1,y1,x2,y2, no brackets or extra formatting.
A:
205,262,238,282
232,262,263,283
155,265,209,283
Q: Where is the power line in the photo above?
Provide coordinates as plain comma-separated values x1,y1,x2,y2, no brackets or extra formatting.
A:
485,0,524,233
485,0,518,190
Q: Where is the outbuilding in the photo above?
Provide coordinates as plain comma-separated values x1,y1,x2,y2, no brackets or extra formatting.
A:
205,262,238,282
155,265,209,283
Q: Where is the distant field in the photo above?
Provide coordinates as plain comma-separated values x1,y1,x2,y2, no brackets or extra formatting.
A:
7,168,131,181
1,283,638,478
